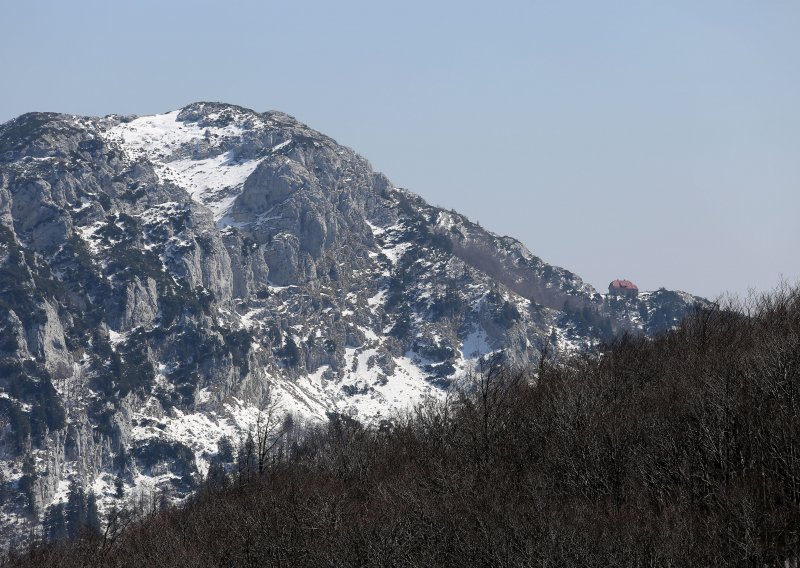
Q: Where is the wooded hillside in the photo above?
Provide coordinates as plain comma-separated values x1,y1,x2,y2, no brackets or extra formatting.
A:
6,286,800,567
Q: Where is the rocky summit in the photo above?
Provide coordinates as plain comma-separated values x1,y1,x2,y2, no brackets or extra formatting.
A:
0,102,704,547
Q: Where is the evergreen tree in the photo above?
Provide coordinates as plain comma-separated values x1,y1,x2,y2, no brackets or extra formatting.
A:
44,502,67,541
205,462,228,491
237,432,257,482
114,475,125,498
0,469,6,506
19,456,37,516
65,481,86,539
282,336,300,367
29,401,48,444
217,436,235,463
86,491,101,535
10,405,31,454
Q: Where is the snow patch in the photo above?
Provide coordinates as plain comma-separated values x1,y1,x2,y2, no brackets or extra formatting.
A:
103,111,263,222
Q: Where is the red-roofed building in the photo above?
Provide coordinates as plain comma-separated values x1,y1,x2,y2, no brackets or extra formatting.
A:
609,279,639,298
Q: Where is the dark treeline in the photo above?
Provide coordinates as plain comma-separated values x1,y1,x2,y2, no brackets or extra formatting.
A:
6,286,800,567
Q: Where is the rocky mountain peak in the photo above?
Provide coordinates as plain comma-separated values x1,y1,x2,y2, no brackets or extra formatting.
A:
0,103,706,549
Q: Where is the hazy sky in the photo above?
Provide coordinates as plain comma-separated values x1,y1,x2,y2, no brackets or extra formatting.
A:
1,0,798,300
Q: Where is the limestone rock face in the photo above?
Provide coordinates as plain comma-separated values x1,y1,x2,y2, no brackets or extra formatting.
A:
0,103,706,549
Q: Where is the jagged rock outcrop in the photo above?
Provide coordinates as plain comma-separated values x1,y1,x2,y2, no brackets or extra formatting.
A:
0,102,706,549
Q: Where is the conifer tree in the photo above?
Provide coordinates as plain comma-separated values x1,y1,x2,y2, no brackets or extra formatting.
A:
44,502,67,541
86,491,100,535
65,481,86,539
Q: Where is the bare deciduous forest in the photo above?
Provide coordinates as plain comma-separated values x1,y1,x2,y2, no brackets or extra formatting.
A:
5,286,800,567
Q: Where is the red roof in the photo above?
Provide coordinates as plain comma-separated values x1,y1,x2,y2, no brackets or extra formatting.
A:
610,279,638,291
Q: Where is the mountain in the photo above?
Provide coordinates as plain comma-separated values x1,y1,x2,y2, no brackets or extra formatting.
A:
0,102,704,548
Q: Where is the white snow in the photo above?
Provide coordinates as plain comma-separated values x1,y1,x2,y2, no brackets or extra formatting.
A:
156,152,261,220
382,242,411,265
240,308,266,329
108,329,126,346
103,111,263,222
461,328,491,359
271,139,292,152
75,221,106,254
367,290,387,311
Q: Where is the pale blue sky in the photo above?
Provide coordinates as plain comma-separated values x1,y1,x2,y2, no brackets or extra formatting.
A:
2,0,798,299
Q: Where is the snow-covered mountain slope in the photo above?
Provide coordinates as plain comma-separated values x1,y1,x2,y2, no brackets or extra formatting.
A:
103,109,271,222
0,102,706,548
